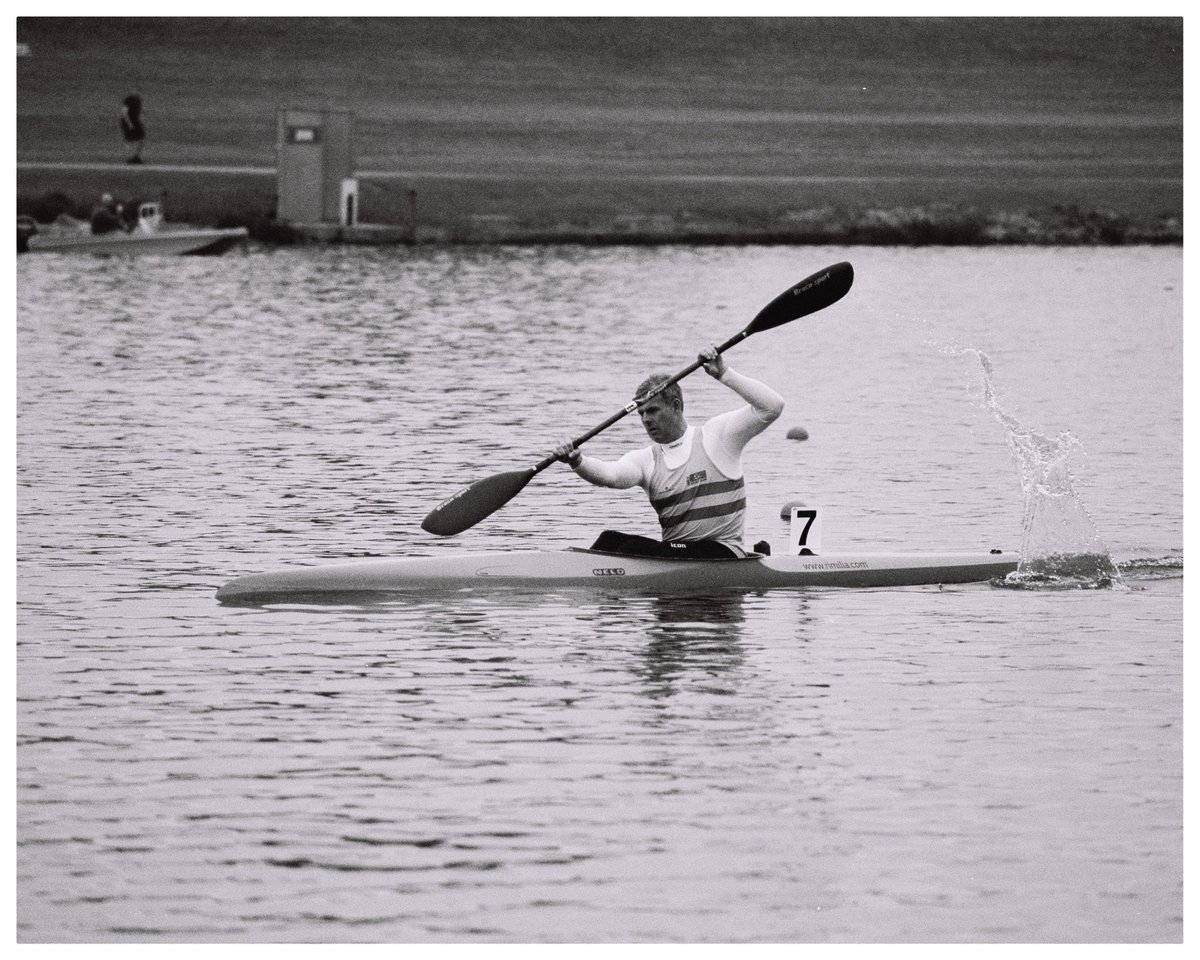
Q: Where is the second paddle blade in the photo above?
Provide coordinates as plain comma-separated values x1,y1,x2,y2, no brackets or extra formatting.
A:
421,467,536,536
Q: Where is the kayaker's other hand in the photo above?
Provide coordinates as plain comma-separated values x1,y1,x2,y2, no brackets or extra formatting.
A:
552,439,582,467
699,343,726,379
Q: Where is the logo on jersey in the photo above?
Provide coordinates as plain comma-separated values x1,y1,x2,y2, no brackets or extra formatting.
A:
687,469,708,486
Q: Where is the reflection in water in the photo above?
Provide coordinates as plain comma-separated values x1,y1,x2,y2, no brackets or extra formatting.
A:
249,584,823,705
638,593,748,699
585,591,812,700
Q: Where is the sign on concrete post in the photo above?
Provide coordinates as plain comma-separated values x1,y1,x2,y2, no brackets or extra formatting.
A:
276,108,355,225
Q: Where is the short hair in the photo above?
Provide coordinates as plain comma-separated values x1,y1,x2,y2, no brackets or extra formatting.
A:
635,373,682,410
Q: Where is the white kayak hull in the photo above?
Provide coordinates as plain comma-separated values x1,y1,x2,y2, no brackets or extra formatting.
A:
216,547,1020,603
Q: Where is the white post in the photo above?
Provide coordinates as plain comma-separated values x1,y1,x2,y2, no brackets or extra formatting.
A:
340,178,359,226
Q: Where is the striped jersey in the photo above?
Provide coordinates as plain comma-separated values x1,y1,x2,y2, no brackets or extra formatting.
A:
647,427,746,547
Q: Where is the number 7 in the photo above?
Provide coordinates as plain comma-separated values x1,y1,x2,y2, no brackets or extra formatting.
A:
795,509,816,546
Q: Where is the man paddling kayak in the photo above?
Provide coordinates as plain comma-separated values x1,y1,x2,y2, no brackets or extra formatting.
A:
552,344,784,558
419,263,851,538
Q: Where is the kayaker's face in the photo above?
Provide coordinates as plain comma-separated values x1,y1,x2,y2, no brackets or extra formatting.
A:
638,396,686,444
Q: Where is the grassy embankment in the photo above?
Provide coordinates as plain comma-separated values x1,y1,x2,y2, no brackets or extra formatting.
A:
16,17,1183,245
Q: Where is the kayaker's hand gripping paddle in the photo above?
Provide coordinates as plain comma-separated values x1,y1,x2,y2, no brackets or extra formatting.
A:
421,260,854,536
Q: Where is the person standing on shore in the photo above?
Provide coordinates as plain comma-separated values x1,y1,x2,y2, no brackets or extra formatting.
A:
120,91,145,164
550,344,784,558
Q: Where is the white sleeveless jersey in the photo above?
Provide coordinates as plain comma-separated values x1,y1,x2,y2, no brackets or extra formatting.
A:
646,431,745,547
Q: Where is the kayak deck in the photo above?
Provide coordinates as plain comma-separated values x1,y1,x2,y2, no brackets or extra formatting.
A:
215,547,1020,604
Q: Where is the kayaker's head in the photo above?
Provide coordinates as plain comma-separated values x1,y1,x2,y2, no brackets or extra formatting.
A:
635,374,686,444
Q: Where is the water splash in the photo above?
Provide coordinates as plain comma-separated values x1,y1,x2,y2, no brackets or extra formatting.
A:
964,348,1121,590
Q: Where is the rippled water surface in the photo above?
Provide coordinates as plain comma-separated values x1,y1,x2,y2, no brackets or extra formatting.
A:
16,245,1182,942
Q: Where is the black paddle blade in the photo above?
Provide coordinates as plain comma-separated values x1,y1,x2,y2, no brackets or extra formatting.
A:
746,261,854,335
420,467,536,536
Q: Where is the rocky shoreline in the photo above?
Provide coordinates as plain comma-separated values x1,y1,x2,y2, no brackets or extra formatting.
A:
396,203,1182,247
18,184,1182,248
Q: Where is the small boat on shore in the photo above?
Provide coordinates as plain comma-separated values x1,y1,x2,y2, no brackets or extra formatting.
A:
216,546,1020,604
18,201,247,256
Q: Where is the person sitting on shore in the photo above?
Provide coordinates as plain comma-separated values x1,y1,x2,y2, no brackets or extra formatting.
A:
551,344,784,558
90,193,128,235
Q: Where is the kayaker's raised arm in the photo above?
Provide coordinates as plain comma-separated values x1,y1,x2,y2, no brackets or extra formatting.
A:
700,343,784,424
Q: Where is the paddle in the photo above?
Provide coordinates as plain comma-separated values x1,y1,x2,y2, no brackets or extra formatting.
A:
421,260,854,536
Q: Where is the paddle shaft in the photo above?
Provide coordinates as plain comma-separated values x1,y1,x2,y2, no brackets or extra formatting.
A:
527,328,750,475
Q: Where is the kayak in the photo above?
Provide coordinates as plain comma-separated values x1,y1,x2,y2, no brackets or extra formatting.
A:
215,547,1020,604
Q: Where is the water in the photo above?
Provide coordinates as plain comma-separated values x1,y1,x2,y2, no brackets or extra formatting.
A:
16,244,1182,943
